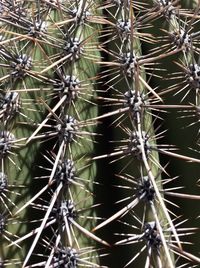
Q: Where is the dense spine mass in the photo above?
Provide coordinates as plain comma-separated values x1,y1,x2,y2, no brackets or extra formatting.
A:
0,1,200,268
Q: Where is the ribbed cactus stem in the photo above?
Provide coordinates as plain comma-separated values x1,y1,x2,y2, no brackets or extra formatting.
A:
0,1,200,268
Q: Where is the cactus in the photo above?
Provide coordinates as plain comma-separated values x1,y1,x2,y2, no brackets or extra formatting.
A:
0,0,200,267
